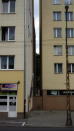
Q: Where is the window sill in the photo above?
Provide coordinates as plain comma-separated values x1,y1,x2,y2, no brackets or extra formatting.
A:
64,4,73,5
0,69,15,71
68,55,74,56
65,20,73,21
54,55,63,56
1,13,16,14
54,37,62,38
53,20,62,21
53,4,61,5
1,41,15,42
54,73,63,74
69,73,74,74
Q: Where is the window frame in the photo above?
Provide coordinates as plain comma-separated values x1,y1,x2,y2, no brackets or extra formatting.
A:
64,0,72,5
54,45,62,55
68,46,74,55
69,63,74,73
65,12,73,21
53,0,61,5
2,0,16,14
1,27,15,41
54,63,63,74
66,28,74,38
0,56,15,70
54,28,62,38
53,12,61,21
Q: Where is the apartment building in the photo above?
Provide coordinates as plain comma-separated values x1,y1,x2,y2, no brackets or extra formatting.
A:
0,0,34,118
39,0,74,111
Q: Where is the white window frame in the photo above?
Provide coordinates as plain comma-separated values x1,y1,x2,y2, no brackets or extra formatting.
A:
65,12,73,21
54,28,62,38
0,56,15,70
2,27,15,41
0,94,17,112
53,12,61,21
69,63,74,73
64,0,72,4
2,0,16,13
68,46,74,55
54,63,63,73
53,0,61,4
54,46,62,55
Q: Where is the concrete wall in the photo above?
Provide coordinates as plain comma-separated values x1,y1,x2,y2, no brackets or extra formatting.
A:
39,0,74,91
33,91,74,111
33,97,43,110
0,0,24,70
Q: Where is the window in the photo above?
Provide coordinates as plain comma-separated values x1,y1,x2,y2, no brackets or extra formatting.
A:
0,56,14,70
54,64,63,73
47,90,74,96
69,64,74,73
47,90,58,95
53,0,61,4
64,0,72,4
54,46,62,55
53,12,61,21
68,46,74,55
65,12,73,21
2,27,15,41
54,28,62,37
2,0,15,13
66,28,74,38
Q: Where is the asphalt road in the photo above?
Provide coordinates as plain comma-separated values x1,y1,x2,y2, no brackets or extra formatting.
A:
0,127,74,131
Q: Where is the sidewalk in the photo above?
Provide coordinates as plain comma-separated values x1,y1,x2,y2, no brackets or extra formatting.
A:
0,111,74,127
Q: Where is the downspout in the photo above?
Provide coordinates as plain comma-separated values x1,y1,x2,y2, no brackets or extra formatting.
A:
24,0,26,119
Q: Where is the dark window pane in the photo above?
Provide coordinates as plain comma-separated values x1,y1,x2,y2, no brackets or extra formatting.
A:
1,57,7,69
9,27,15,40
9,97,16,99
57,13,61,20
70,13,73,20
53,13,56,20
60,90,66,95
9,56,14,69
58,64,62,73
9,102,16,106
65,12,69,21
67,29,70,38
2,27,8,41
0,102,7,105
47,90,57,95
0,96,7,99
65,0,69,4
47,90,51,95
9,91,17,95
71,29,73,37
69,64,71,73
72,64,74,73
10,1,15,13
54,29,56,37
57,29,61,37
3,2,8,13
54,64,57,73
53,0,55,4
56,0,61,4
70,0,72,4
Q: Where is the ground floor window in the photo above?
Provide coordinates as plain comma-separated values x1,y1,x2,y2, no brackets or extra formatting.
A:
47,90,74,96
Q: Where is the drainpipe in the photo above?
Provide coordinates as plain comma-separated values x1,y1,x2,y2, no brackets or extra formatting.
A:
24,0,26,119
